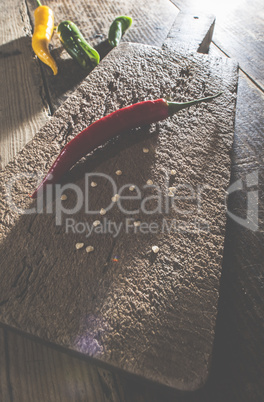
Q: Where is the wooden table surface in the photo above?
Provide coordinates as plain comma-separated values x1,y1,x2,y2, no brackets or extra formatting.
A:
0,0,263,401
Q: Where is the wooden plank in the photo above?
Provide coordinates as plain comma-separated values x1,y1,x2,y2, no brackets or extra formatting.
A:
26,0,179,110
0,0,263,399
215,69,264,400
171,0,264,90
0,43,238,391
1,79,262,401
163,11,215,53
0,1,235,398
0,48,263,401
0,0,49,170
0,0,178,170
0,329,11,402
0,0,216,173
204,45,264,400
0,327,125,402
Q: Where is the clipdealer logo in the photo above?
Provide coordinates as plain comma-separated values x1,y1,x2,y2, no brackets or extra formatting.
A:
5,169,260,233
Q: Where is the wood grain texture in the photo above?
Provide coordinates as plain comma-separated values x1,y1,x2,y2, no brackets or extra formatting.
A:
0,1,235,398
0,328,126,402
0,329,11,402
205,45,264,400
163,12,215,54
171,0,264,90
1,0,263,399
0,0,49,170
26,0,179,110
0,43,237,391
0,0,179,170
0,323,246,402
215,70,264,400
0,46,263,402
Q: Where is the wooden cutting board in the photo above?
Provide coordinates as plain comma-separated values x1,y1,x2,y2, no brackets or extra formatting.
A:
0,42,238,391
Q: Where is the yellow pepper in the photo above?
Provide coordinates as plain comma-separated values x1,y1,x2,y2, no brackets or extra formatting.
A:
32,2,58,75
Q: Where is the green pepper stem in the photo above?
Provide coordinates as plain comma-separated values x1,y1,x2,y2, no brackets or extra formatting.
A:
167,92,222,116
36,0,42,7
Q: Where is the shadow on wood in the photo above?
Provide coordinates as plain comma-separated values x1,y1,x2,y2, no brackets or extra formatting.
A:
0,36,49,168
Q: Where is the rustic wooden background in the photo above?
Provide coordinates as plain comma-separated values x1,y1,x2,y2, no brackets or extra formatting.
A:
0,0,263,400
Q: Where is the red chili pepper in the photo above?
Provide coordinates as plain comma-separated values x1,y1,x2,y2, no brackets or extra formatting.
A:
31,93,221,198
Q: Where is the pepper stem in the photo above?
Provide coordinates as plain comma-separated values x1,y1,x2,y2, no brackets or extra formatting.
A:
167,92,222,116
36,0,42,7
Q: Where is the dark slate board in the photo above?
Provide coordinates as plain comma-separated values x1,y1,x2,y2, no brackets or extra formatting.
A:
0,43,238,390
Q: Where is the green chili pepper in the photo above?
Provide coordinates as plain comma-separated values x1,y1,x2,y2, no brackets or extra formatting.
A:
108,16,133,48
57,21,100,69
